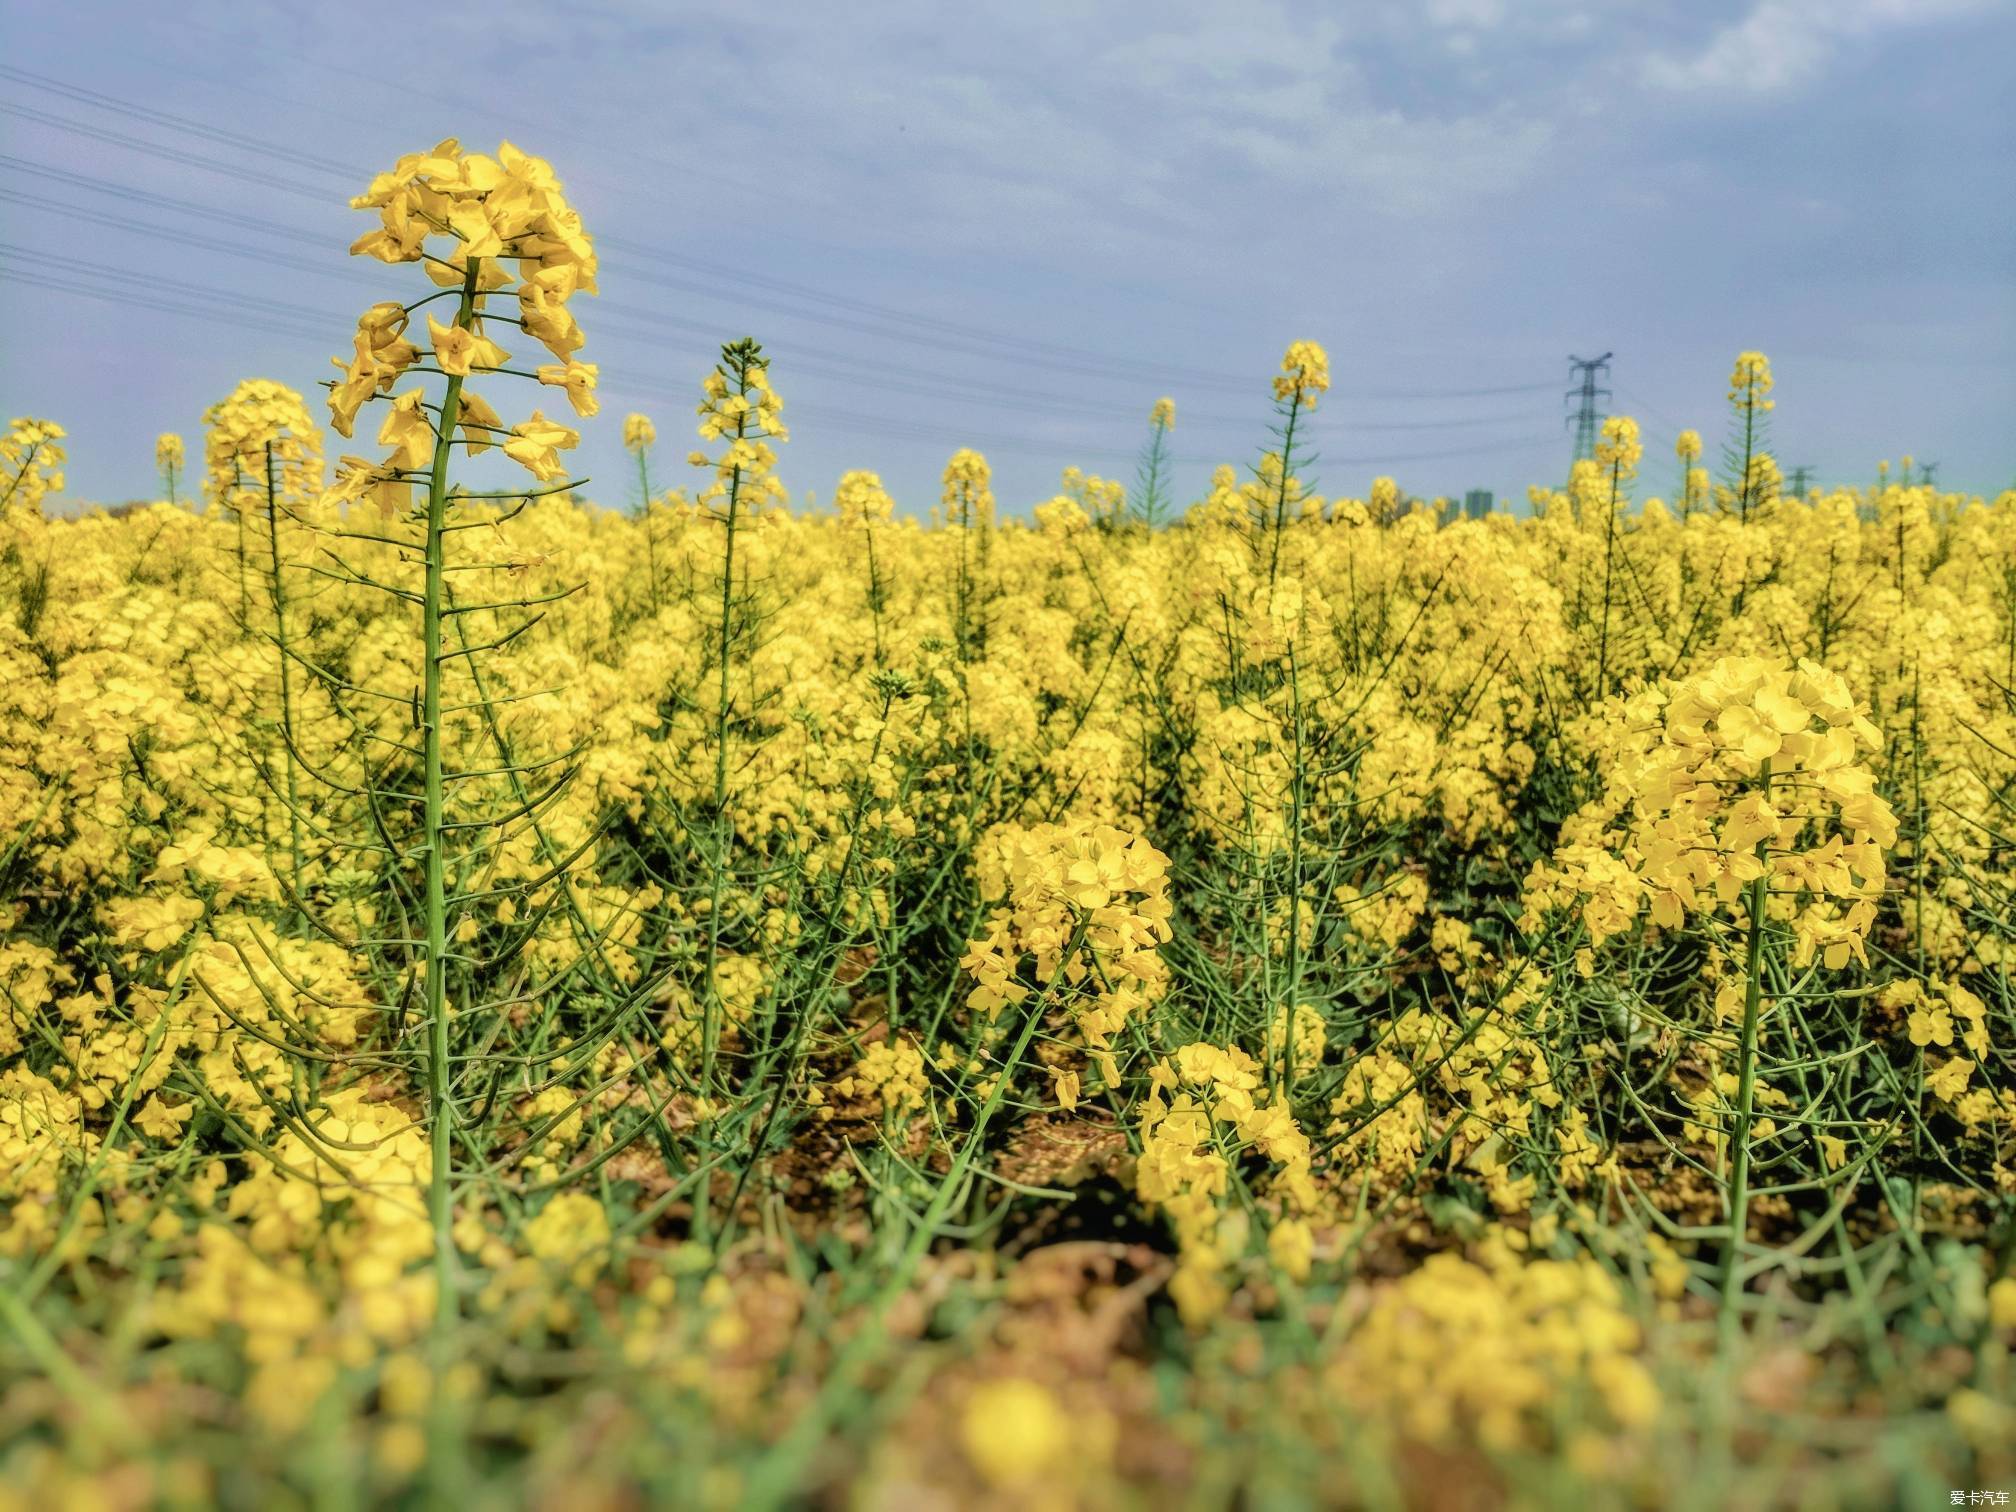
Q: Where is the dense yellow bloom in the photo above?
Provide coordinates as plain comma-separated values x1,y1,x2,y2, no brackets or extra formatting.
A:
1328,1244,1659,1448
622,411,656,453
1058,465,1127,524
6,294,2013,1506
830,1035,929,1119
1594,415,1642,478
1369,474,1402,523
1676,428,1702,464
203,380,323,512
691,345,788,510
1150,396,1175,429
2,417,68,516
834,470,894,527
155,432,185,473
1136,1039,1317,1324
1729,350,1775,412
1744,451,1781,509
1533,655,1893,969
1264,1002,1327,1080
941,447,994,528
1033,493,1089,536
962,819,1171,1048
1273,339,1331,408
332,138,597,488
349,140,595,285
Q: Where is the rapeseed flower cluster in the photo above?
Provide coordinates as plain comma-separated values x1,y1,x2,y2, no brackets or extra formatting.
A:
963,821,1171,1038
1533,655,1894,969
204,379,324,508
1137,1040,1318,1322
692,340,788,512
326,138,598,509
1,417,66,517
1326,1240,1660,1450
1273,340,1331,407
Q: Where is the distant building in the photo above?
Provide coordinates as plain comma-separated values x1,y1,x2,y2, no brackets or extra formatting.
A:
1463,489,1494,519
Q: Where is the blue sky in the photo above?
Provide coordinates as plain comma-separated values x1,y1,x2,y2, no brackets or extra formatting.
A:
4,0,2012,515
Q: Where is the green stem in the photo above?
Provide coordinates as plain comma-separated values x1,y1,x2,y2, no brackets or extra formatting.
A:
234,489,249,629
1719,762,1772,1346
1265,392,1303,599
700,370,751,1128
1,440,41,514
864,522,885,668
421,255,480,1493
636,444,660,611
1137,416,1170,528
262,442,305,914
0,1275,136,1452
1597,457,1620,695
1280,641,1305,1093
954,485,972,663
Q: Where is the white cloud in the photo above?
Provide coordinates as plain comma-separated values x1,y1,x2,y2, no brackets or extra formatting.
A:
1425,0,1508,29
489,0,1563,271
1643,0,1996,94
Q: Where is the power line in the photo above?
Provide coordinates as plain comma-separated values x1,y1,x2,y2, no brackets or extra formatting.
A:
0,242,351,328
0,101,335,203
0,64,1570,485
0,162,1559,439
3,237,1556,467
0,189,361,284
0,268,331,346
3,252,1563,479
0,71,1237,395
0,154,333,246
5,277,1562,491
0,62,357,179
2,68,1558,404
1610,384,1695,443
598,233,1253,395
602,230,1554,400
603,382,1563,471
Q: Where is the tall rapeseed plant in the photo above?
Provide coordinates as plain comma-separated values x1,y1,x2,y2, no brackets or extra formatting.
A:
1532,655,1895,1339
1261,341,1328,596
0,418,66,520
199,383,323,913
318,136,599,1485
1133,396,1176,529
155,432,184,507
1722,351,1775,525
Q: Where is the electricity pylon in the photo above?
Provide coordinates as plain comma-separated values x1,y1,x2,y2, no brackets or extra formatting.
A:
1565,353,1613,464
